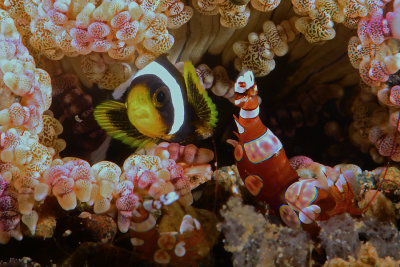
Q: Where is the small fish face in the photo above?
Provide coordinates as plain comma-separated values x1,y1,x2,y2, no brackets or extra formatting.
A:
126,84,168,138
128,83,172,119
127,60,188,140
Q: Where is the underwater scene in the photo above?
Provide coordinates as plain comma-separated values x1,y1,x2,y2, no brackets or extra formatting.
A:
0,0,400,266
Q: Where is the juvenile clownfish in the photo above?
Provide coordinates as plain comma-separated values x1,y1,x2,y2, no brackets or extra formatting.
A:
94,55,218,148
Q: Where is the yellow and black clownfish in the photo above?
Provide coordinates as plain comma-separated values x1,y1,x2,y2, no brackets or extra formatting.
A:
94,55,218,148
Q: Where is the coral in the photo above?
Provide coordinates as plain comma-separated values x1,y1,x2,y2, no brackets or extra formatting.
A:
24,214,56,239
358,10,394,45
78,212,117,243
0,128,54,216
0,19,52,198
0,41,51,134
0,28,213,248
3,0,193,71
138,142,214,192
349,78,400,162
50,72,107,157
289,155,314,170
156,203,219,266
319,214,400,262
292,0,392,44
0,32,214,258
376,166,400,197
176,62,235,101
351,13,400,86
123,153,191,207
38,159,94,210
295,9,336,43
193,0,251,28
213,165,243,195
218,196,311,266
150,142,214,166
323,242,400,266
218,1,251,29
206,65,235,100
0,257,40,267
359,189,396,221
358,217,400,259
233,19,297,76
319,213,361,259
38,113,66,155
346,4,400,162
2,0,400,265
193,0,282,28
218,197,267,253
0,174,21,244
77,53,132,90
251,0,281,12
349,89,386,162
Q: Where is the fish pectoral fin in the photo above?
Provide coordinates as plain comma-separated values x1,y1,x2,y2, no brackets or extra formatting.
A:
193,121,213,139
94,100,157,148
183,61,218,131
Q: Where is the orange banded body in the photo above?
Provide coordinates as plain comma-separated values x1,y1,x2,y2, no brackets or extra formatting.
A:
232,70,360,232
234,109,299,211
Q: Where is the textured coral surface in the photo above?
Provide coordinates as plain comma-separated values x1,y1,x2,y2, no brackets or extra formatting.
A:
0,0,400,266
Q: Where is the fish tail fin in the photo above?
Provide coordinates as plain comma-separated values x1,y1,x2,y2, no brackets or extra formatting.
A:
94,100,157,148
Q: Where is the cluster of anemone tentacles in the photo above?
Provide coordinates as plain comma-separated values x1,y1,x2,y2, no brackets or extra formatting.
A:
0,9,219,265
5,0,192,64
233,0,399,75
2,0,193,89
348,1,400,162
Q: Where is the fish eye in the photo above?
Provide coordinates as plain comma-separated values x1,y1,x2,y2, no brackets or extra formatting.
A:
157,91,165,102
153,87,168,107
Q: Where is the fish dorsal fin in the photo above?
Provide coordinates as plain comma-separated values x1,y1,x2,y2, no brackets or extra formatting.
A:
94,100,157,148
183,61,218,131
112,75,136,100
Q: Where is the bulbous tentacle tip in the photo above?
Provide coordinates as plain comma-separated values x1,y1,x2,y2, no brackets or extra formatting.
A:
226,138,239,147
392,12,400,39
